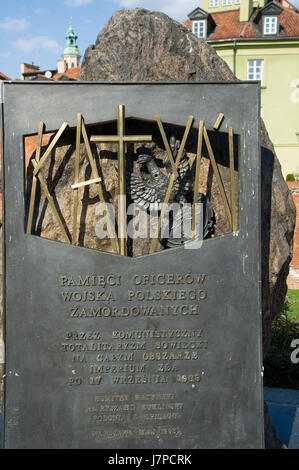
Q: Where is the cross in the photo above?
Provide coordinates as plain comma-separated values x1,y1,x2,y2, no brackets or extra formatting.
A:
90,105,152,256
71,114,118,253
71,177,101,190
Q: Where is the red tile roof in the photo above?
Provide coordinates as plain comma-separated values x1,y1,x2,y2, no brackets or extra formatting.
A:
65,67,81,80
280,8,299,36
53,67,81,81
183,19,191,30
0,72,11,81
212,10,256,39
184,4,299,40
52,74,64,81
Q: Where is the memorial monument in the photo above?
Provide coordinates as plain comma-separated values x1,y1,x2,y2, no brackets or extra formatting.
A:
2,79,264,448
1,8,295,450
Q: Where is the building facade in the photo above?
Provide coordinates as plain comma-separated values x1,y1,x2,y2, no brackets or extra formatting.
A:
185,0,299,179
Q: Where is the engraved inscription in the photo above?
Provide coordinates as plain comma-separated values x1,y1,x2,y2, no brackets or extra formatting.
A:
86,393,184,440
58,271,210,442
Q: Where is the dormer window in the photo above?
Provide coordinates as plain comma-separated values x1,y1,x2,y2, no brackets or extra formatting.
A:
192,20,207,38
263,16,278,35
188,7,215,40
256,3,282,37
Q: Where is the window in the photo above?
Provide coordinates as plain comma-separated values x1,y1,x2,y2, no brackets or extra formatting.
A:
247,60,263,82
209,0,219,7
235,0,240,4
192,20,206,38
263,16,277,35
222,0,232,5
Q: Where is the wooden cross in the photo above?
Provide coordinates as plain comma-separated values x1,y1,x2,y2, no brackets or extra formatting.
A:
90,105,152,256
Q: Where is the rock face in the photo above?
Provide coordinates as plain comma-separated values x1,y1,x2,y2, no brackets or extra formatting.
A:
29,8,295,448
79,8,234,82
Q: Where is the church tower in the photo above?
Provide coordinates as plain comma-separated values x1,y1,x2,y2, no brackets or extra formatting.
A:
63,21,81,69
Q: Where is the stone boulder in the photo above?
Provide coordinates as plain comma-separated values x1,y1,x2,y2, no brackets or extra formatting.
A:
28,8,295,448
79,6,296,356
79,8,234,82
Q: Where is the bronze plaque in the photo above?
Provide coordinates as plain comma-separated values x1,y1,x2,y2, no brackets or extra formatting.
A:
1,82,263,448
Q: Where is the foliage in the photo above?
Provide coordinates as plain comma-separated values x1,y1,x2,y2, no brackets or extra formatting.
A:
285,290,299,323
264,296,299,389
286,173,295,181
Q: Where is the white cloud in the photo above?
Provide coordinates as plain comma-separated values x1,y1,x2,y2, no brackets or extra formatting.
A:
108,0,201,19
0,17,30,32
33,8,48,15
64,0,94,6
12,36,61,54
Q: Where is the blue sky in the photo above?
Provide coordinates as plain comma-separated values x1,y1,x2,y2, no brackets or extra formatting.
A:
0,0,203,79
1,0,298,79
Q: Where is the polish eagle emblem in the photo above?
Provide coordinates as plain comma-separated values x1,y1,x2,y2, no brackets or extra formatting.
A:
126,136,215,246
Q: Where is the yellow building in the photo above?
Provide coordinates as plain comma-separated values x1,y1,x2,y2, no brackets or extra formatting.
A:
185,0,299,179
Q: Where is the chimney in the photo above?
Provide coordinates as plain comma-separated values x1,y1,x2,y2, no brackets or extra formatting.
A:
239,0,253,22
57,59,67,74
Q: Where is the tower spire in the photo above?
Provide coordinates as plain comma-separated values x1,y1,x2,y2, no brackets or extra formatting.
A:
63,21,81,69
